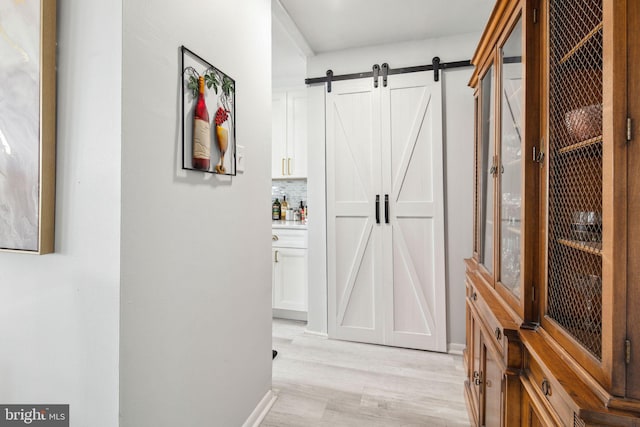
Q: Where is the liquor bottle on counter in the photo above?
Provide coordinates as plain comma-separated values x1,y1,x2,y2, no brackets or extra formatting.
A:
280,195,288,220
299,201,306,221
272,198,281,220
192,76,211,170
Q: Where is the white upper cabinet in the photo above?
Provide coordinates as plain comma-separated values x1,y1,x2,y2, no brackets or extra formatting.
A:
272,89,307,179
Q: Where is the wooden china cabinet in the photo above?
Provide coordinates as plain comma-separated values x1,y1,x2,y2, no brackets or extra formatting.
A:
464,0,640,425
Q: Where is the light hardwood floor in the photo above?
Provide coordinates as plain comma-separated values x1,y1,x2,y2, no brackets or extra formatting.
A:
262,319,470,427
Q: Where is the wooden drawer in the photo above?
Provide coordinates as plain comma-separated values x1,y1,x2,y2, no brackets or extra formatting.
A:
521,374,563,427
467,279,503,354
519,329,616,426
525,351,574,425
466,275,520,365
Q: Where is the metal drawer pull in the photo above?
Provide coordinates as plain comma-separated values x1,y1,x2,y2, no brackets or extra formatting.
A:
494,327,502,341
288,158,292,175
472,291,478,301
275,250,279,263
375,195,380,224
541,379,551,396
281,158,285,176
272,235,279,241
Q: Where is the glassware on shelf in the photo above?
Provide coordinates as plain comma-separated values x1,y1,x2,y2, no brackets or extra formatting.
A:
502,192,522,226
578,274,602,332
571,210,602,242
501,234,521,290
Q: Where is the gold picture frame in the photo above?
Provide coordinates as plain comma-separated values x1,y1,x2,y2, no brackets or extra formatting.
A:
0,0,56,254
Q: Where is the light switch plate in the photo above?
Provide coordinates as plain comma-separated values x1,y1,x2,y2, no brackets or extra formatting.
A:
236,145,245,172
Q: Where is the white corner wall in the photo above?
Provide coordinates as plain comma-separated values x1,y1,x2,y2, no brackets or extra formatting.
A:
272,17,307,89
306,33,478,346
0,1,122,426
119,1,273,426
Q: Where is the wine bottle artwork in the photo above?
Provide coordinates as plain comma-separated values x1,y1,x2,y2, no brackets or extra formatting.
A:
192,76,211,170
214,107,229,173
181,46,236,175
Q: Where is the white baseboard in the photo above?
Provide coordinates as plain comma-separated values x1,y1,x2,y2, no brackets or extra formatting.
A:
448,343,466,355
303,329,328,338
242,389,277,427
272,308,308,322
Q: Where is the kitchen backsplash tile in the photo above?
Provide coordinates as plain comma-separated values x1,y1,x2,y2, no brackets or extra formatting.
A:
272,180,307,209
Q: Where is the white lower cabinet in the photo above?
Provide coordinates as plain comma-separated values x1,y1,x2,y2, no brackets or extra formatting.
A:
272,228,307,320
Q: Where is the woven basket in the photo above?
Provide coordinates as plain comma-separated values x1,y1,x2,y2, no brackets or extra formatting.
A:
565,103,602,141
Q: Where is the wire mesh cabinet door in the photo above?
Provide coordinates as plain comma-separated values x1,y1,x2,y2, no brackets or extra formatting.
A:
540,0,629,394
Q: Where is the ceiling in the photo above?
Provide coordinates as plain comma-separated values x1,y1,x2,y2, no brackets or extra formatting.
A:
277,0,494,54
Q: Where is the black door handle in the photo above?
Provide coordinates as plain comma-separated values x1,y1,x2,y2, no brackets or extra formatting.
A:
375,195,380,224
385,194,389,224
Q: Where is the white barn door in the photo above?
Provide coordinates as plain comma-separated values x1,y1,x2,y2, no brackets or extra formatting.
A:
381,73,447,351
326,79,384,345
327,72,446,352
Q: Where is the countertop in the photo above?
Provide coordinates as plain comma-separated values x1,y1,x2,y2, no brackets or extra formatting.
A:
272,220,308,230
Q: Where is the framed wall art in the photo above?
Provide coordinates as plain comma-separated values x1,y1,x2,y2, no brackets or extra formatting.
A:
181,46,236,176
0,0,57,254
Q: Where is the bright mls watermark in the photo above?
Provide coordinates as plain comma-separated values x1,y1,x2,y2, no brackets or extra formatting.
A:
0,405,68,426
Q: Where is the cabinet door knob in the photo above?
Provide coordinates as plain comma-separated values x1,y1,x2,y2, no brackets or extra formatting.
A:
473,370,482,386
272,235,279,241
541,378,551,396
472,291,478,301
494,327,502,341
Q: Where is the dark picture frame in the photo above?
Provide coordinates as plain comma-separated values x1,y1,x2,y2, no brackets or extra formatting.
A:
181,46,236,176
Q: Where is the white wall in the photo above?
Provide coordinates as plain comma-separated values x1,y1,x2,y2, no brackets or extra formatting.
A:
306,33,478,346
272,16,307,89
119,1,273,426
306,85,327,335
0,1,122,426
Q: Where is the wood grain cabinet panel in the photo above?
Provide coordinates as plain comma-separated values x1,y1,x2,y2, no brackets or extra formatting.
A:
464,274,521,426
465,0,640,424
521,378,560,427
